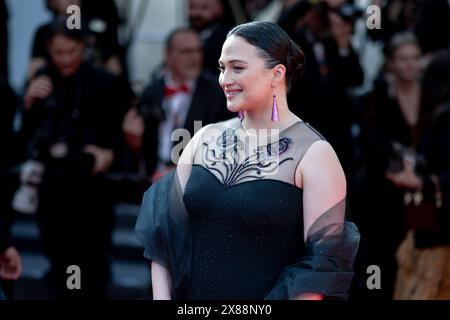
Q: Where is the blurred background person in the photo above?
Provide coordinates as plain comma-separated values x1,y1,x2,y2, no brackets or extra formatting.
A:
20,19,128,299
80,0,123,76
368,0,450,58
28,0,124,80
123,27,232,184
279,0,364,179
388,50,450,300
351,32,423,299
28,0,81,80
187,0,232,76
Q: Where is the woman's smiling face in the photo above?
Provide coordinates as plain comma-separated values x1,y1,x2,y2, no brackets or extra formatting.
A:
218,35,275,113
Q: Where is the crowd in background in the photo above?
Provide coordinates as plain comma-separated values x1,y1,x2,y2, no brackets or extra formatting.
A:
1,0,450,300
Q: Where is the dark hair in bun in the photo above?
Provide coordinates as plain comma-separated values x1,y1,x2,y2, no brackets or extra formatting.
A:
227,21,305,89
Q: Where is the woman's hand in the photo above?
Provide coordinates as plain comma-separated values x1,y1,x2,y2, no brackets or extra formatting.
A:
83,145,114,175
386,158,423,190
24,75,53,110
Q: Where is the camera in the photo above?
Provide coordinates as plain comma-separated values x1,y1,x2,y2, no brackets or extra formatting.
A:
11,160,45,215
29,92,97,175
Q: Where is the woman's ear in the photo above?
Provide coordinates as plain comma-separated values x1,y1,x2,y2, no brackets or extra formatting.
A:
272,64,286,86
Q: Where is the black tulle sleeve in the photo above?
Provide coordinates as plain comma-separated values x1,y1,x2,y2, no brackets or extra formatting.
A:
265,199,360,300
135,169,192,299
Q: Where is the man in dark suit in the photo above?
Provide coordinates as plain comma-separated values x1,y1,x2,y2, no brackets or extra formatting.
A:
123,27,231,182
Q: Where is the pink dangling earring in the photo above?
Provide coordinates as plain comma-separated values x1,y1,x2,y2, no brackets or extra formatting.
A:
238,110,245,120
271,95,280,122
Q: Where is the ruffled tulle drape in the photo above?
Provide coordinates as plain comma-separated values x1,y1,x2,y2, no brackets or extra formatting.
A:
135,169,192,299
265,199,360,299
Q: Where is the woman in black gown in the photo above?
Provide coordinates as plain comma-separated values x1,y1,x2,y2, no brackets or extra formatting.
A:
136,21,359,300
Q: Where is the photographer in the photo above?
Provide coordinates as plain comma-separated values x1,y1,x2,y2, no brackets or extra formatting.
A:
22,19,127,299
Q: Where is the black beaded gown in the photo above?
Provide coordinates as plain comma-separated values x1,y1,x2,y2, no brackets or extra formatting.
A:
136,117,360,300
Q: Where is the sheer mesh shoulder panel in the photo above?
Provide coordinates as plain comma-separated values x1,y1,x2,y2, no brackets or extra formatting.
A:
192,119,325,188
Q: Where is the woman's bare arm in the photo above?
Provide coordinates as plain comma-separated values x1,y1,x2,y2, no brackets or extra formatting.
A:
294,140,347,300
151,261,172,300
